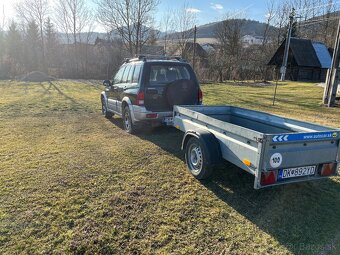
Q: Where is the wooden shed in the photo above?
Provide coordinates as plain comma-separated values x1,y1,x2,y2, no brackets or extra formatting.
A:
268,38,332,82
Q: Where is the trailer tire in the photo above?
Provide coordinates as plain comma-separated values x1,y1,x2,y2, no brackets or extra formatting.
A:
185,137,213,179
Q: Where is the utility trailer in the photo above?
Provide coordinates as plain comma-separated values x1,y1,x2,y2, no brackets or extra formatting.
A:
173,105,340,189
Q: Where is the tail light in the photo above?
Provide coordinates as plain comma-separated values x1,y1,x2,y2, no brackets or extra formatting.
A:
146,113,158,119
261,170,277,186
319,163,337,176
198,88,203,104
136,91,144,106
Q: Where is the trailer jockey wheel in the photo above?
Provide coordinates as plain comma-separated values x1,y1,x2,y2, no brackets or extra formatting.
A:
185,137,213,180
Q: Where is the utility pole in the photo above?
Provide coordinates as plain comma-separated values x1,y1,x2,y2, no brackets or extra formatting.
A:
192,25,197,71
323,18,340,107
280,8,295,81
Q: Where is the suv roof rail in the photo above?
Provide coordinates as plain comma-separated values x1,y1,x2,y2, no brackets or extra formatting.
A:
124,55,187,63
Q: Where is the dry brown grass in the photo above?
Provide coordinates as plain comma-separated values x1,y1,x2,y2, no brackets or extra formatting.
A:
0,80,339,254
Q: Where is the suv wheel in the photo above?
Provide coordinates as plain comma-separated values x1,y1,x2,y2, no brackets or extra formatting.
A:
102,99,113,119
123,106,136,134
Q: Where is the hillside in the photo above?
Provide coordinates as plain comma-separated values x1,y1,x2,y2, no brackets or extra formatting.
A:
197,19,277,38
56,19,277,44
166,19,278,40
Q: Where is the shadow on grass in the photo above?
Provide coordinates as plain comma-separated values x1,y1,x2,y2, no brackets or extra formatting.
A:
109,119,340,255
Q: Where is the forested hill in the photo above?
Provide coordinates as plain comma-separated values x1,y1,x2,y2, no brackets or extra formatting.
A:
167,19,278,39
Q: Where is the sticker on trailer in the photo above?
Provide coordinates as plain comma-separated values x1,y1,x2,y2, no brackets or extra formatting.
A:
272,132,339,143
270,153,282,168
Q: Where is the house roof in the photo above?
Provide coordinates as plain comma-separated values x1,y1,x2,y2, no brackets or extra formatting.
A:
312,42,332,68
173,42,208,58
268,38,332,68
289,38,320,67
140,45,165,55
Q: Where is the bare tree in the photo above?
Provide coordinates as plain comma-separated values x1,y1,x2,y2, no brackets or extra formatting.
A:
255,0,278,80
270,0,340,47
171,3,197,57
160,7,174,54
96,0,159,56
55,0,92,45
1,4,5,31
15,0,49,68
213,15,244,82
0,6,5,78
55,0,93,77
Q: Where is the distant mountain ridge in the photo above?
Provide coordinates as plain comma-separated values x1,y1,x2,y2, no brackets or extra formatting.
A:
199,19,276,38
165,19,278,40
56,19,277,44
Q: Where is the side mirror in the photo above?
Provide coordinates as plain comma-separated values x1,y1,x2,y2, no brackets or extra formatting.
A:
103,80,112,87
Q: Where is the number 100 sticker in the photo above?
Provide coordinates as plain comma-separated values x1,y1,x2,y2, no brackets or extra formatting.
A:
270,153,283,168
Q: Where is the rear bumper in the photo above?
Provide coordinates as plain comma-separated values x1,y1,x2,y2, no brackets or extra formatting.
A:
131,105,172,123
255,162,339,189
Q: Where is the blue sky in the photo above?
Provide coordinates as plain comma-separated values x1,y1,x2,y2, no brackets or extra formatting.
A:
156,0,269,28
1,0,269,31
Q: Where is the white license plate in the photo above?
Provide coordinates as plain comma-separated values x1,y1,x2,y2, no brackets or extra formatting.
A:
163,117,173,125
278,165,316,180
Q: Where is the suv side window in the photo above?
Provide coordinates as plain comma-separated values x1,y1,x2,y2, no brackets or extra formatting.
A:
132,64,142,83
122,64,132,83
113,66,126,84
127,65,135,83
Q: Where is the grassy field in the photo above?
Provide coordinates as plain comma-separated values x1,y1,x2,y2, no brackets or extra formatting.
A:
0,80,339,255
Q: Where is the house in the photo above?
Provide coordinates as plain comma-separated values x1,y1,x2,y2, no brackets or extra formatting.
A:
268,38,332,82
172,42,208,60
140,45,165,55
201,43,217,53
242,35,264,46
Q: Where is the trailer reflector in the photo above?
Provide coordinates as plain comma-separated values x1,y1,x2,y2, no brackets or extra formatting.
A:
261,170,277,186
243,159,251,167
319,163,336,176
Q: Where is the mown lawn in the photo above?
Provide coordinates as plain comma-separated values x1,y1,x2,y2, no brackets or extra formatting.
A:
0,80,339,255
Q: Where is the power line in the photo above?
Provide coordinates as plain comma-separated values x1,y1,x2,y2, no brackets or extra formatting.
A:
301,15,340,24
299,16,340,27
298,16,340,27
295,0,340,12
228,4,254,19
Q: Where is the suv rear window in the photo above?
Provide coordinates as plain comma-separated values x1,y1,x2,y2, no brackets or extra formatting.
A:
149,65,191,85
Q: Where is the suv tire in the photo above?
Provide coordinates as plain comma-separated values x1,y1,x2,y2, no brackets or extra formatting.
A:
102,99,113,119
123,105,137,134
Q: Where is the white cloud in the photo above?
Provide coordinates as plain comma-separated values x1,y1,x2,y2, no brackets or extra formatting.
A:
210,3,224,11
186,8,201,14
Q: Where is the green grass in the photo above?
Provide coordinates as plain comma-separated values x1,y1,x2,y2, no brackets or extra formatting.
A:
0,80,339,255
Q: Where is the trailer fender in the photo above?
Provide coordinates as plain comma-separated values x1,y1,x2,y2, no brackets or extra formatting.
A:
181,130,222,165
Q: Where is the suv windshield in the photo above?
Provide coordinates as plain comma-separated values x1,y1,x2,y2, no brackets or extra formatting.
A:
148,64,191,85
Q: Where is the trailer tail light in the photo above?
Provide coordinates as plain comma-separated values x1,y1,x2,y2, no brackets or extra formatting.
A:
261,170,277,186
319,163,337,176
136,91,145,106
198,88,203,104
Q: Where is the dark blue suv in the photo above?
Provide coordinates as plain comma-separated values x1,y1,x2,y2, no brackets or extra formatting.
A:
101,56,202,133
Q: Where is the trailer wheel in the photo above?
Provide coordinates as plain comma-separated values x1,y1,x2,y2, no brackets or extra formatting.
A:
185,137,213,179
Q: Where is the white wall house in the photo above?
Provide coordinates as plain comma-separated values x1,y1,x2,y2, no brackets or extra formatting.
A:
242,35,264,47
